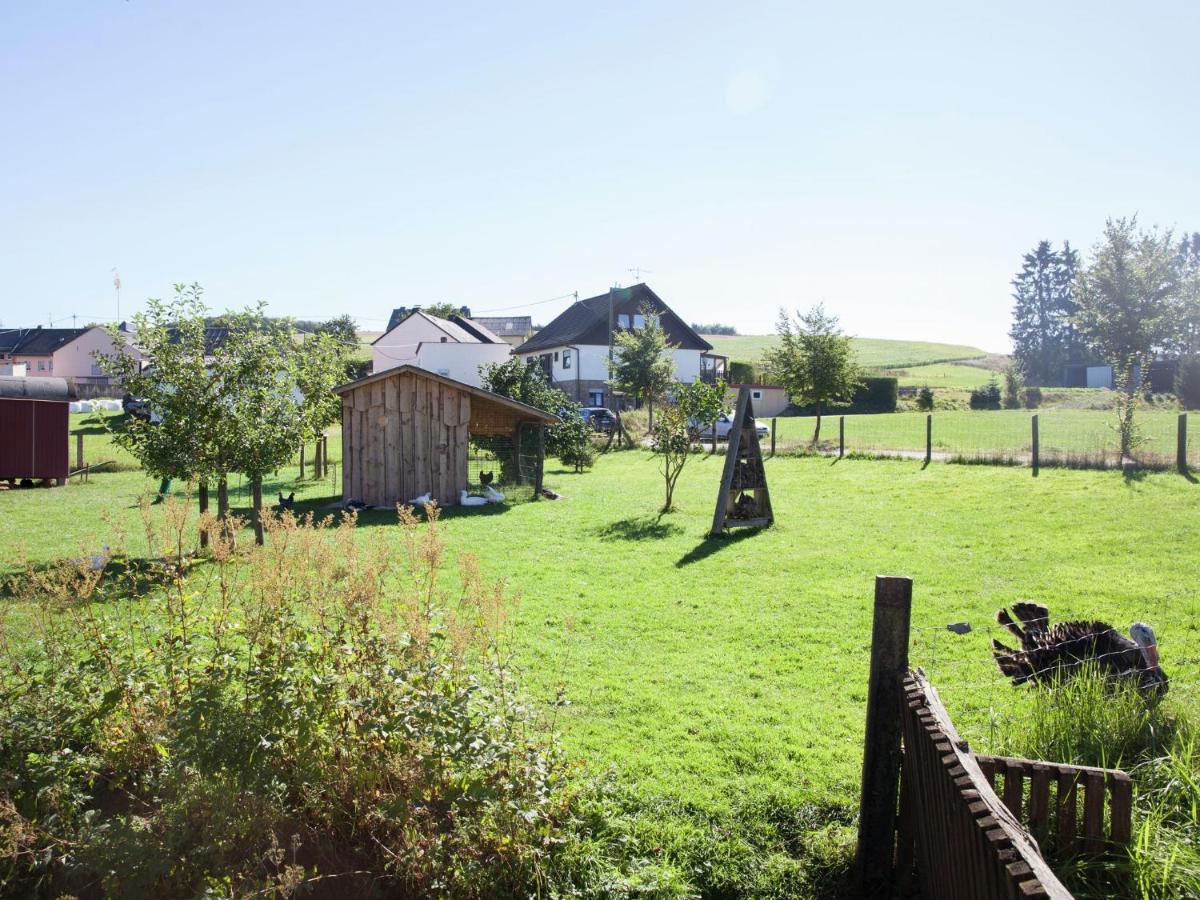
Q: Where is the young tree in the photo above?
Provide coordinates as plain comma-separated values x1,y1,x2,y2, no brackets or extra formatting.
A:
1074,217,1181,458
609,306,676,430
763,304,862,444
210,306,307,544
479,357,594,474
1009,241,1079,385
98,284,219,530
650,379,727,512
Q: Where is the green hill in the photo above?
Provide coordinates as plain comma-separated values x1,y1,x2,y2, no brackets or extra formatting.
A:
703,334,989,370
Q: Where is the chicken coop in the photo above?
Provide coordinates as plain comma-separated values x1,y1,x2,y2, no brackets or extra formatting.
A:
334,365,558,508
0,376,76,486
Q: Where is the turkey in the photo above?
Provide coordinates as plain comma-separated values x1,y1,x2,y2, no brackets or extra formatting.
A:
991,602,1168,696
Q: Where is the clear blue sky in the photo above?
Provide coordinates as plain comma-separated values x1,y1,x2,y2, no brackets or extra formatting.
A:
3,2,1197,351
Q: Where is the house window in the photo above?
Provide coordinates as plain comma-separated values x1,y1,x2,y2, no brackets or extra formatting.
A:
563,350,571,370
752,390,762,400
589,390,604,407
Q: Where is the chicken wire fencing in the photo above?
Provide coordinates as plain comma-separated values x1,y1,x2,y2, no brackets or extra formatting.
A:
465,424,540,504
767,410,1195,470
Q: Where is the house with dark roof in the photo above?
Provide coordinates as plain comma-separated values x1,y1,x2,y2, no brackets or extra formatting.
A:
371,310,511,387
512,284,727,408
0,326,137,383
471,316,533,348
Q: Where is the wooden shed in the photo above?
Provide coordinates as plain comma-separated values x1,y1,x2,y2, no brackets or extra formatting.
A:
0,376,77,486
334,365,559,508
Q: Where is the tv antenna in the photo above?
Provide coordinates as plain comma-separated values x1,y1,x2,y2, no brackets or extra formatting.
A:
627,266,652,281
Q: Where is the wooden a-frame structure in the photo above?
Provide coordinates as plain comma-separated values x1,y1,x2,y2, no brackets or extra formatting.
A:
710,385,774,536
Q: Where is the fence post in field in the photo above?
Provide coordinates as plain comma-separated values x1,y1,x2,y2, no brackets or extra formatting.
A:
75,432,84,471
535,424,546,497
855,575,912,898
1179,414,1188,475
839,416,845,458
771,417,777,457
1032,414,1040,477
924,415,932,466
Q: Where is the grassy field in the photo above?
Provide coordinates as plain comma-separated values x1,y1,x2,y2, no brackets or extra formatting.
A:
879,361,1003,389
702,334,988,368
770,408,1197,468
4,429,1200,894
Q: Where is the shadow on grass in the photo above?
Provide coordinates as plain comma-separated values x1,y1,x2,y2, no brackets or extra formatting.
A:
594,514,682,542
675,527,764,567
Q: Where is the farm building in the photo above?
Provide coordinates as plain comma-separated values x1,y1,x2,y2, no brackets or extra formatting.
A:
334,365,558,508
0,376,76,486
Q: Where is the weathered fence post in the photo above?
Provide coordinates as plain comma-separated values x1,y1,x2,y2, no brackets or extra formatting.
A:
771,418,777,457
75,432,84,471
855,575,912,899
839,416,845,458
1179,413,1188,475
924,414,932,466
535,424,545,497
1032,414,1040,477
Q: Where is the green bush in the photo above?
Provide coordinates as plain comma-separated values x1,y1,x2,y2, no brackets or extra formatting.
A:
0,504,585,897
728,360,757,384
916,386,934,411
969,378,1002,410
1177,356,1200,410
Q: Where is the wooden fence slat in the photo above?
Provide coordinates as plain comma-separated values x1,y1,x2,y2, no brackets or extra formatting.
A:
1109,773,1133,846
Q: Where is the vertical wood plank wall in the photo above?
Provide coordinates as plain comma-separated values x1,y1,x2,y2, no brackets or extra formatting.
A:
341,371,471,507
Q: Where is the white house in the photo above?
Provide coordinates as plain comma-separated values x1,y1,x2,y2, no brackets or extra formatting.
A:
371,310,511,387
512,283,726,408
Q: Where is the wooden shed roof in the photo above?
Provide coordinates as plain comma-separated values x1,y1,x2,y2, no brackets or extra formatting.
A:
333,365,559,423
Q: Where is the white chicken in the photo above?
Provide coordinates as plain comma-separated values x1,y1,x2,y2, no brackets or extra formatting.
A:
459,489,488,507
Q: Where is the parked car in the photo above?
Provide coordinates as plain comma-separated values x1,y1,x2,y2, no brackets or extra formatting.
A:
690,412,770,441
122,393,151,419
579,406,618,432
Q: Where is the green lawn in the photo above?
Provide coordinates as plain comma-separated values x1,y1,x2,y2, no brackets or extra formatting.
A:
770,408,1196,468
879,361,1001,389
5,440,1200,894
703,334,988,368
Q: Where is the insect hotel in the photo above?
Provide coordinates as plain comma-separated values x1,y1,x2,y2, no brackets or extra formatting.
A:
334,365,558,508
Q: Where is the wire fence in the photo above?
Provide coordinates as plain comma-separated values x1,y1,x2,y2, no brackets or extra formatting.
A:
766,409,1195,470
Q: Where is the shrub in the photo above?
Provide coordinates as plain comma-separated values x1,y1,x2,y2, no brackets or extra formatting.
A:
728,360,757,384
1021,386,1043,409
1002,366,1023,409
969,378,1002,410
0,503,584,897
916,386,934,411
1177,356,1200,410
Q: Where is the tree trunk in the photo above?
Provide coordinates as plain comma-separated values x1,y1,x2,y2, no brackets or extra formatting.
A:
812,401,823,445
252,477,264,546
198,479,209,549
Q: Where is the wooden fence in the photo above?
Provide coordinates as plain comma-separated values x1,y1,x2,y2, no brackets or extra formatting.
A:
855,576,1134,899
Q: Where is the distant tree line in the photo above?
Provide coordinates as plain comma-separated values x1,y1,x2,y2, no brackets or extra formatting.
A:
1010,223,1200,389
